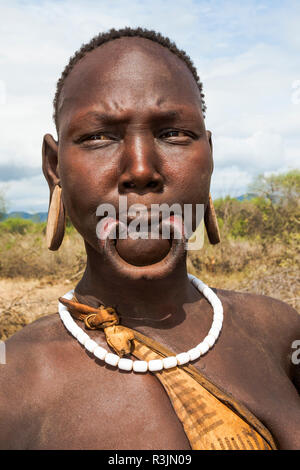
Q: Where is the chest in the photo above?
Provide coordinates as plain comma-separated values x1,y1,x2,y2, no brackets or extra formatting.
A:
26,334,297,450
28,360,191,449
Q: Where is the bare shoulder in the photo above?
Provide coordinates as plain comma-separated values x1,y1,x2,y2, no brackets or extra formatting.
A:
0,314,72,449
214,287,300,374
3,313,72,364
215,287,300,332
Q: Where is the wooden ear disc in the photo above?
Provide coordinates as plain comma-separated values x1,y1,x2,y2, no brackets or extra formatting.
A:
204,193,221,245
46,184,66,251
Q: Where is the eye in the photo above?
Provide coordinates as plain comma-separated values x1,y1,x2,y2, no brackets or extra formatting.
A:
75,132,118,148
159,129,195,145
160,130,187,138
87,134,113,141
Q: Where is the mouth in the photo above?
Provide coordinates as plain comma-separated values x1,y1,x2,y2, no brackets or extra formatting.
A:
96,214,187,280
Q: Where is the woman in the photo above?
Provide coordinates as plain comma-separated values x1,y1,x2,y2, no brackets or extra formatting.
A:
0,27,299,450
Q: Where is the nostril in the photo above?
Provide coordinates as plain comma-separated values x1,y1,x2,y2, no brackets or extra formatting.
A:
123,181,136,189
120,174,163,193
147,181,158,188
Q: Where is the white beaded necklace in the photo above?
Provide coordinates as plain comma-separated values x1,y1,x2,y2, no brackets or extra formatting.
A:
58,274,223,373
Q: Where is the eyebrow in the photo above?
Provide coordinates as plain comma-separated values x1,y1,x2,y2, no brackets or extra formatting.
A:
68,108,188,131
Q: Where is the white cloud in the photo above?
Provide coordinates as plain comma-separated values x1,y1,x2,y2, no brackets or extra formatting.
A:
211,166,253,199
213,131,285,172
2,174,48,213
0,0,299,209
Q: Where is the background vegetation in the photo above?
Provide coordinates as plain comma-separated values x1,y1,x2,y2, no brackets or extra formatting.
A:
187,170,300,312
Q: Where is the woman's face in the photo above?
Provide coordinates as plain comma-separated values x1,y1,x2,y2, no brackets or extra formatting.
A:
50,37,213,269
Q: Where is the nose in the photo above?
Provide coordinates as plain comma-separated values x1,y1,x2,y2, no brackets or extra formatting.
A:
118,134,164,194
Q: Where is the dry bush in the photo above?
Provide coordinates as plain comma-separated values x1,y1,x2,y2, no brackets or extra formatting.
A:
0,230,86,279
0,226,87,340
187,235,300,310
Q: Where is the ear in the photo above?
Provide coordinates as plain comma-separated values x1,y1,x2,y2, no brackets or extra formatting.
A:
206,131,213,169
42,134,66,250
42,134,60,194
206,129,212,146
204,130,220,244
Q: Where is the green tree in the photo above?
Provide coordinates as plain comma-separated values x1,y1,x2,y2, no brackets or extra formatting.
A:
249,170,300,204
249,170,300,238
213,170,300,241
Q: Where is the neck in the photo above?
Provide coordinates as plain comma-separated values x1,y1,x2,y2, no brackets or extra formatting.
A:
74,241,201,327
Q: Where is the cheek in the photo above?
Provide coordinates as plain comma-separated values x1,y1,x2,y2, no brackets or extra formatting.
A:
164,141,212,204
189,164,212,204
163,142,212,232
58,148,117,236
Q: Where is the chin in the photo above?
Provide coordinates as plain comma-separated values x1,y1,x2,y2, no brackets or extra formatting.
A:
97,215,187,281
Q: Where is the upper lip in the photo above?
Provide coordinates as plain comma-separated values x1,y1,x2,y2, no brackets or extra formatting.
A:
118,210,164,225
96,201,181,226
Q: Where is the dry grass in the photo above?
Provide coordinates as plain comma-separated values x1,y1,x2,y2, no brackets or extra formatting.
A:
188,236,300,309
0,229,87,339
0,277,73,340
0,229,86,279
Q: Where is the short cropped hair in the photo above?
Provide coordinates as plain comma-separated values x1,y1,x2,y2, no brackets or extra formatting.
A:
53,26,206,128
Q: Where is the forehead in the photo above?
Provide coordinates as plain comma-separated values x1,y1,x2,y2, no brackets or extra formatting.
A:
58,37,202,131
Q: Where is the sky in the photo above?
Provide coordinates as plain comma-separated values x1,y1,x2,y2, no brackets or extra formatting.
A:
0,0,299,212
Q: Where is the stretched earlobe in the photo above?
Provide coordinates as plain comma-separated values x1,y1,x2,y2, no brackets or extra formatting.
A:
204,131,219,243
204,193,220,245
42,134,60,189
42,134,65,250
206,130,213,169
46,183,66,250
206,130,212,146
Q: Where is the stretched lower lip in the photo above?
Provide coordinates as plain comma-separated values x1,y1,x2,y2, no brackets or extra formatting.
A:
96,215,186,280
